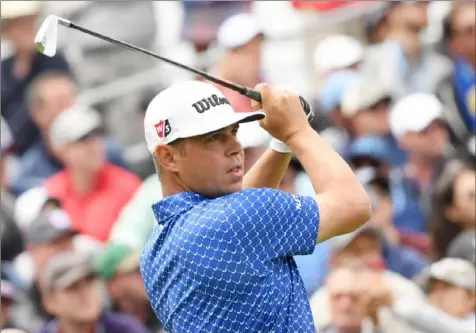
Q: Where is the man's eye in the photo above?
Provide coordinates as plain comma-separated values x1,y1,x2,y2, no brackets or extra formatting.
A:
232,129,239,136
209,133,221,141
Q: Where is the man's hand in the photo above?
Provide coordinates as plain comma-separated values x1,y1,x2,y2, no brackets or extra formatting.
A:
361,270,394,326
250,83,310,144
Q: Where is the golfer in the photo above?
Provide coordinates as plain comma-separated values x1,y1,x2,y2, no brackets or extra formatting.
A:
140,81,371,333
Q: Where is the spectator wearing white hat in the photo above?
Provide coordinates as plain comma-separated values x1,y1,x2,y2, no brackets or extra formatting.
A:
1,1,72,156
313,35,364,77
362,1,452,98
389,93,451,234
341,77,407,167
44,106,141,243
211,13,265,114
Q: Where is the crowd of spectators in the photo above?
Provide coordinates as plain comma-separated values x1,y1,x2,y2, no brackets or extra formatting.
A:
1,1,475,333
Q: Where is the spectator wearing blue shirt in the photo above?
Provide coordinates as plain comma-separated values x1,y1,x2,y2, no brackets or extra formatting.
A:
437,2,475,155
140,81,371,332
11,71,127,195
1,1,72,155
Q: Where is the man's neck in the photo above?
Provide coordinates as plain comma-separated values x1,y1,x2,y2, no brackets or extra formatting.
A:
69,168,99,195
388,29,422,63
58,319,96,333
406,154,435,189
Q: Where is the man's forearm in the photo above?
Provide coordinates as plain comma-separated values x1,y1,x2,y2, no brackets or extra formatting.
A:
286,127,371,242
243,149,291,189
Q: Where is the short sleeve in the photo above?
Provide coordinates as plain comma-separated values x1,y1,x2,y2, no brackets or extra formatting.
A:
227,188,320,259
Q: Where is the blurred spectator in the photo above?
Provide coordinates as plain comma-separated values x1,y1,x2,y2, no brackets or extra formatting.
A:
390,93,451,233
182,1,251,56
362,1,452,98
12,71,128,195
317,70,360,155
38,251,148,333
429,157,475,260
212,13,264,113
437,1,475,154
313,262,423,333
1,1,72,156
44,106,141,242
342,77,407,166
348,138,431,255
96,244,164,332
446,229,476,265
330,227,427,281
1,205,24,263
390,258,476,333
313,35,364,76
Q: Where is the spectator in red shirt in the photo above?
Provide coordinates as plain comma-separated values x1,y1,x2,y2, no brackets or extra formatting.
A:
44,105,141,242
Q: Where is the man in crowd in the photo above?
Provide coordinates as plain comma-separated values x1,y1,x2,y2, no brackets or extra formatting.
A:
363,1,451,98
1,1,71,156
38,251,149,333
341,77,406,166
12,71,127,195
212,13,264,113
44,105,141,243
96,243,164,332
390,93,452,233
438,1,475,155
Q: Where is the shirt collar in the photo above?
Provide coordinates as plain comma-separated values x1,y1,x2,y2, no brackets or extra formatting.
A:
152,192,207,225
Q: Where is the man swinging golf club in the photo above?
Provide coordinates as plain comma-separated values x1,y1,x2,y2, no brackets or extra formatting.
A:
140,80,371,333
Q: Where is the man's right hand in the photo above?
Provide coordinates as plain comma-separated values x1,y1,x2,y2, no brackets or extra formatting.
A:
250,83,310,144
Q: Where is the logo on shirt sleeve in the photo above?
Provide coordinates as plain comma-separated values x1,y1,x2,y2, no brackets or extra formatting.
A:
155,119,171,138
291,194,302,210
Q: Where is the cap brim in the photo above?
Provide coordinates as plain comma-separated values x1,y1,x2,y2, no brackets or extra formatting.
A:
174,111,265,143
55,266,95,290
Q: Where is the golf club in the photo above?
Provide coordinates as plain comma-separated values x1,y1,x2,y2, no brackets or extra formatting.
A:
34,15,313,118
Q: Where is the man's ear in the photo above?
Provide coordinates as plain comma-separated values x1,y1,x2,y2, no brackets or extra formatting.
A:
155,144,181,173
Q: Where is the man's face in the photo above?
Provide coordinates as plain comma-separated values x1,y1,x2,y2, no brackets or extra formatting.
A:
428,280,476,318
163,124,244,198
2,15,37,54
61,134,105,174
45,277,102,322
391,2,428,32
334,233,383,268
107,271,150,320
399,121,449,159
32,76,77,132
328,268,368,332
448,3,476,63
352,100,391,137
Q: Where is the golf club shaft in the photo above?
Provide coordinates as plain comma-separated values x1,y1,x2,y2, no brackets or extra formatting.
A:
62,20,312,116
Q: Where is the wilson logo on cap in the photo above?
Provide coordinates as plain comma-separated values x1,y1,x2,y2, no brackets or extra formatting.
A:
155,119,171,138
192,94,230,113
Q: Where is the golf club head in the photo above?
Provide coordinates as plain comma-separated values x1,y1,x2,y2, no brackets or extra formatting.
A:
35,15,64,57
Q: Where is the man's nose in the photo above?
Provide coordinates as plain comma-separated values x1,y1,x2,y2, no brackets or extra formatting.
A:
226,134,243,157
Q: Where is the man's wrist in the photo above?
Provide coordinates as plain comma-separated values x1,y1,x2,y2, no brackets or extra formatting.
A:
285,126,317,150
269,138,291,153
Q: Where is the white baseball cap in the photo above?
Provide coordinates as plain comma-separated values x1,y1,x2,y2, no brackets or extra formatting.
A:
217,13,263,49
341,78,392,117
144,81,265,153
313,35,363,74
14,186,56,233
49,105,102,148
390,93,443,138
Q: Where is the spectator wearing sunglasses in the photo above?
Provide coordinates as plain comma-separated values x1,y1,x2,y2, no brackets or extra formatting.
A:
43,106,141,243
429,157,475,260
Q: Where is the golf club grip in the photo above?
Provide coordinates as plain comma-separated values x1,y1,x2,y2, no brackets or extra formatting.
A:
243,89,312,117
